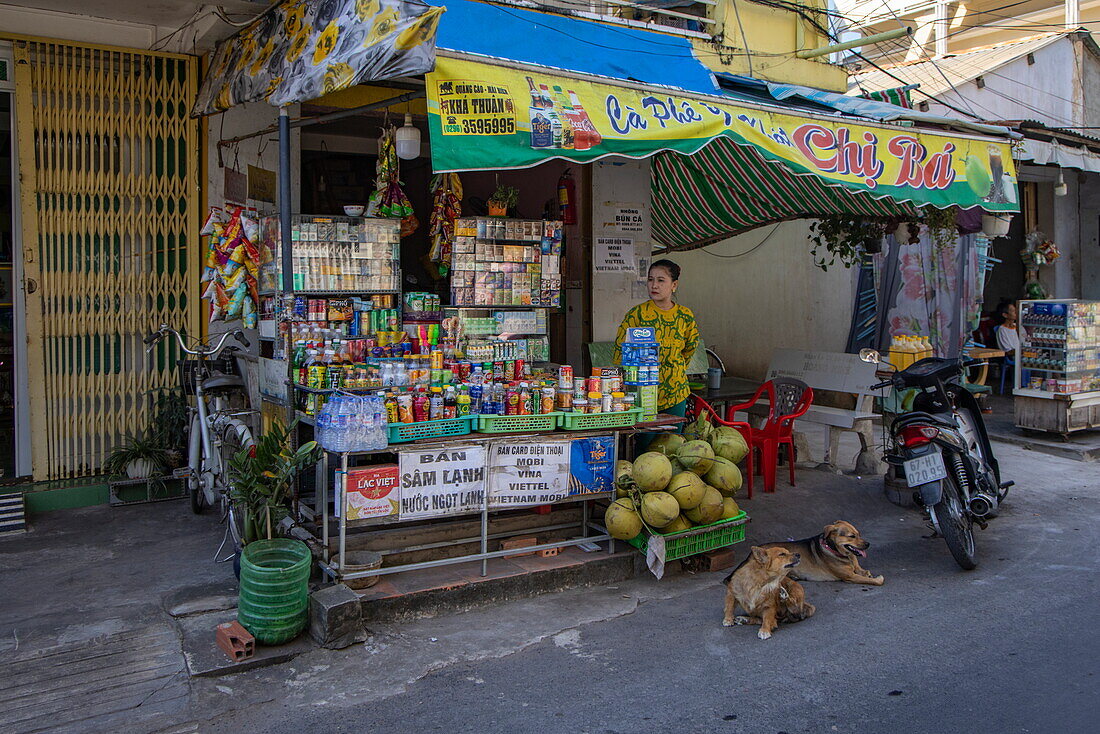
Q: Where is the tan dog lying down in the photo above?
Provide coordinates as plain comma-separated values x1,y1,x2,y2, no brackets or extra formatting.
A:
760,520,884,586
722,546,815,640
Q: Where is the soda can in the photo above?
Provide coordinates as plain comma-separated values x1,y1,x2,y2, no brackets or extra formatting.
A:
504,360,516,382
586,377,601,394
609,376,622,393
514,358,525,379
557,388,573,412
558,364,573,387
493,361,505,381
600,377,612,394
456,361,471,381
623,364,639,383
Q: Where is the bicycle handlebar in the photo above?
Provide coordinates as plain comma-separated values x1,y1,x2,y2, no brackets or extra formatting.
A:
148,324,246,358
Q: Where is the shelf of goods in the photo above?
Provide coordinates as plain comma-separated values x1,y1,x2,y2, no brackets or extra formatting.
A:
1013,299,1100,433
449,218,563,307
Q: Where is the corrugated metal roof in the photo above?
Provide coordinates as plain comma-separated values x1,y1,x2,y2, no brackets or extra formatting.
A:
848,31,1071,100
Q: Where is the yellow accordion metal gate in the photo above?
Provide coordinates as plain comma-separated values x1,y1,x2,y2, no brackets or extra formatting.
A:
11,37,200,481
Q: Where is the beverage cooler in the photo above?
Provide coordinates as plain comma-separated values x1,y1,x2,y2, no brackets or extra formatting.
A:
1013,299,1100,434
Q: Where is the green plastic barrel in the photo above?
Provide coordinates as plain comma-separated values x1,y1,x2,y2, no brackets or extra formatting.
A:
237,539,311,645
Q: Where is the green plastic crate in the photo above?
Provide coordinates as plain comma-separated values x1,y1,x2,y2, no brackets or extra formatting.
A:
625,511,748,561
387,414,475,444
558,407,642,432
475,412,562,433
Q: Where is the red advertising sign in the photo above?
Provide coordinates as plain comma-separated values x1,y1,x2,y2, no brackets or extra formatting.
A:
343,465,400,521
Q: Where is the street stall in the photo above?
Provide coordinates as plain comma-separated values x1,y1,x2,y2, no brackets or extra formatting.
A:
191,0,1024,591
1013,299,1100,434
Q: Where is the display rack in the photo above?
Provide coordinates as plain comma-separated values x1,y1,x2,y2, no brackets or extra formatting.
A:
1013,299,1100,434
312,426,668,584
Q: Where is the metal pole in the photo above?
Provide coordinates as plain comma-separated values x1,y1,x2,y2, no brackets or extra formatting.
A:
481,490,489,578
339,452,348,572
796,27,911,59
278,108,293,293
321,453,330,563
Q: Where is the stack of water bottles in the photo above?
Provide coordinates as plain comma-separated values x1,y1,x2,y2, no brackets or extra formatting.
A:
315,394,389,452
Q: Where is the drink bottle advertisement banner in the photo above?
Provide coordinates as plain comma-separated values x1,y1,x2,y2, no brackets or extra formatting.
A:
426,57,1019,212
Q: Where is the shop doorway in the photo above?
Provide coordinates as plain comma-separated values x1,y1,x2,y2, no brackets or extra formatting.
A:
0,85,29,481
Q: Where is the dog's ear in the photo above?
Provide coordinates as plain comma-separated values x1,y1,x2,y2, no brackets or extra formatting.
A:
751,546,768,565
822,522,838,537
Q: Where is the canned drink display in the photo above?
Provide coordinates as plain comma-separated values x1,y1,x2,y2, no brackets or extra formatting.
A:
573,377,585,394
623,365,639,383
541,386,555,414
558,364,573,387
573,397,588,414
601,393,613,413
600,377,612,394
557,389,573,411
586,377,601,394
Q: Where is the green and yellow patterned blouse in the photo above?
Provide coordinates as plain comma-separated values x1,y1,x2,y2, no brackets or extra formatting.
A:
615,301,699,410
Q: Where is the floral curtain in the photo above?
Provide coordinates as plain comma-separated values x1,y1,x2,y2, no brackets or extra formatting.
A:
873,230,981,358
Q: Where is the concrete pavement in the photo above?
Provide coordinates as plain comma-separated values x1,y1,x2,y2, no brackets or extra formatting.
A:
3,439,1098,733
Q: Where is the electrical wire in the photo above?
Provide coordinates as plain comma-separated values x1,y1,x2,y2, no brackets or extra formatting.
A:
698,222,782,257
730,0,754,76
214,5,274,29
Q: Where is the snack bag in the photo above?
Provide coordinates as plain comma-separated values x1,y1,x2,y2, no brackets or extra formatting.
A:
225,281,247,320
240,212,259,243
200,207,225,236
242,295,258,329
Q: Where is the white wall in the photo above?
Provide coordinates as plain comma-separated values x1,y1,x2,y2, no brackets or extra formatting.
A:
672,221,858,380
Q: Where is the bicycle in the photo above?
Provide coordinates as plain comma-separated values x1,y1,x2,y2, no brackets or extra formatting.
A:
145,324,256,553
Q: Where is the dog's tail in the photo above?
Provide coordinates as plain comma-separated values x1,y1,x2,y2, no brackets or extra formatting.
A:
721,570,734,585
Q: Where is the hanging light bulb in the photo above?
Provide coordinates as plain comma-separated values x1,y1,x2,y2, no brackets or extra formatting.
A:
1054,168,1067,197
396,113,420,160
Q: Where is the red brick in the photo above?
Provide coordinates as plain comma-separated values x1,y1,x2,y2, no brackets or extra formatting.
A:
536,546,561,558
699,548,737,572
216,621,254,661
500,536,538,558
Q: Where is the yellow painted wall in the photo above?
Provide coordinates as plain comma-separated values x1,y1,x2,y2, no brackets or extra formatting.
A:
695,0,849,92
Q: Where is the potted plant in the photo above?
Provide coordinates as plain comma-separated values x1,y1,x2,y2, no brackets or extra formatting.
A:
487,184,518,217
147,387,190,469
229,421,322,544
808,214,886,270
103,434,171,479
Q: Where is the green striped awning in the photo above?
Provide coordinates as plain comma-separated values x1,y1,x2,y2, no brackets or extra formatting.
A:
863,85,917,109
651,137,920,251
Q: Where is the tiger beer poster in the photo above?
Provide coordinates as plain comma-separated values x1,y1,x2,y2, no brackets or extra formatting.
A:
426,57,1018,213
342,465,400,521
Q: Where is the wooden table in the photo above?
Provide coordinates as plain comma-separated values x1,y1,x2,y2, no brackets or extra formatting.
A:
966,347,1006,386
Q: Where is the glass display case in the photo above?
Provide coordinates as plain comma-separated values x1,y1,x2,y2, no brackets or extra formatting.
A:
1014,299,1100,434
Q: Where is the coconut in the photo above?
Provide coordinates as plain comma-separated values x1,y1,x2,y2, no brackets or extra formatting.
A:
711,426,749,463
666,471,706,510
678,440,716,476
721,497,742,520
648,434,685,456
605,498,643,540
633,452,673,493
685,486,723,525
640,491,680,529
669,457,686,475
661,514,692,534
704,456,743,494
682,415,712,442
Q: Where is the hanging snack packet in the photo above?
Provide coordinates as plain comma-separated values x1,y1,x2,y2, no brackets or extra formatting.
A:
226,281,248,320
240,211,260,243
242,295,258,329
201,207,225,236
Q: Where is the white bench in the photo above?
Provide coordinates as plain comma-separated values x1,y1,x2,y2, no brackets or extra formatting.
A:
743,349,883,474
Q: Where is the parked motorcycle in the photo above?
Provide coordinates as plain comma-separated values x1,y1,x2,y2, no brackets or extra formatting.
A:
860,349,1013,569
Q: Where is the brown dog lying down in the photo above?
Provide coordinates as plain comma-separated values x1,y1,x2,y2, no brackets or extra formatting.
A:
722,546,816,640
761,520,884,586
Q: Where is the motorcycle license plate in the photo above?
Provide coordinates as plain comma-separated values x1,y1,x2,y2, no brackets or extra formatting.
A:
904,452,947,487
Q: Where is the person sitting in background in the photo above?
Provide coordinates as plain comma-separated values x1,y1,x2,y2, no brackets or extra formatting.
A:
995,301,1020,354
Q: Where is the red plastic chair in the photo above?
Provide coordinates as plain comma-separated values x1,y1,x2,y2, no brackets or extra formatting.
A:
724,378,813,493
686,395,756,498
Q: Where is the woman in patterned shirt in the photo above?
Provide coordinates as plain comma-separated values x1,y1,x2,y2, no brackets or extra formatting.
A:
615,259,699,419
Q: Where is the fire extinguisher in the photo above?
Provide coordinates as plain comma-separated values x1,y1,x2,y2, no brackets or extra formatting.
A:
557,169,576,225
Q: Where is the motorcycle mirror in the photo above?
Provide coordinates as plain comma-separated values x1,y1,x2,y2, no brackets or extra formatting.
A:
859,348,881,364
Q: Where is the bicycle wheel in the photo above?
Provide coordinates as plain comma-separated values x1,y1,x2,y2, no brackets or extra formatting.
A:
218,420,254,549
